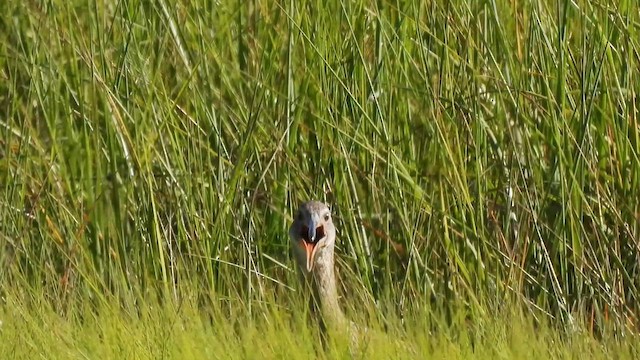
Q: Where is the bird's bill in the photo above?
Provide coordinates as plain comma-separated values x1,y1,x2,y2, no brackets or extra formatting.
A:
299,239,317,272
295,215,327,272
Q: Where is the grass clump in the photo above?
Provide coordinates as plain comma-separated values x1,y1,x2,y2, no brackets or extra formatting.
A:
1,0,639,357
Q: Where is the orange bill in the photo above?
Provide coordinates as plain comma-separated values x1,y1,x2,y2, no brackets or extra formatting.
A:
300,239,317,272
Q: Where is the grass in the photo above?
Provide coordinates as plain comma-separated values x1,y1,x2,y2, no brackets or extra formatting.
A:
2,289,637,359
1,0,639,358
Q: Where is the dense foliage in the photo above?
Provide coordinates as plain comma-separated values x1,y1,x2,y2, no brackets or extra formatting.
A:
1,0,639,357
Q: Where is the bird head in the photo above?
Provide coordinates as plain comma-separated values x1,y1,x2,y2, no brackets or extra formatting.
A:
289,201,336,273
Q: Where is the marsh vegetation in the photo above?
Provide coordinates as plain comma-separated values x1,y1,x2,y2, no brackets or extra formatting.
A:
1,0,639,358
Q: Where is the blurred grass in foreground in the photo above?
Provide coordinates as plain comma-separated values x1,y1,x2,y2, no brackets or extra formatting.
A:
1,0,639,356
1,290,638,359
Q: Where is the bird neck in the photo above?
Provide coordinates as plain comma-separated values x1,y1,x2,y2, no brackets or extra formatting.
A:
311,246,347,329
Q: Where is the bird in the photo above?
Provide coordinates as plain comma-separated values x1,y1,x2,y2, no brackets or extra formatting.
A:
289,200,417,356
288,200,362,346
289,201,345,326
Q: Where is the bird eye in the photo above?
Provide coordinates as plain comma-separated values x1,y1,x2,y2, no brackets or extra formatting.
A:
323,213,330,221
